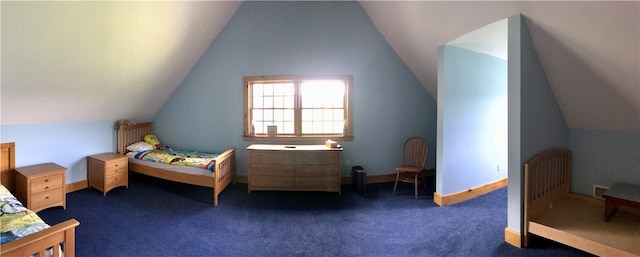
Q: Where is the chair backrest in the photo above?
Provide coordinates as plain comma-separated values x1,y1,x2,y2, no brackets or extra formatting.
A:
402,136,429,169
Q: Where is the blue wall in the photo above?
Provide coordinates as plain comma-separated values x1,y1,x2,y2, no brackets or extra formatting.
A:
569,129,640,196
152,1,437,177
437,45,508,195
1,121,116,183
507,14,568,233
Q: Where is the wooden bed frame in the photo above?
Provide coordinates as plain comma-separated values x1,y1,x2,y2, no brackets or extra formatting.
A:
523,149,640,257
1,142,80,257
117,122,235,206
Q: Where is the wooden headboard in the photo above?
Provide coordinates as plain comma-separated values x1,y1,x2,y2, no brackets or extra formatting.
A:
1,142,16,193
118,122,153,155
523,148,571,246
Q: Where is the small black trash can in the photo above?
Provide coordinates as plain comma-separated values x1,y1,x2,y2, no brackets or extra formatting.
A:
351,166,367,195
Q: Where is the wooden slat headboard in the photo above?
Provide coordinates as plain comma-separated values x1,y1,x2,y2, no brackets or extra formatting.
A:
118,122,153,155
523,148,571,246
1,142,16,193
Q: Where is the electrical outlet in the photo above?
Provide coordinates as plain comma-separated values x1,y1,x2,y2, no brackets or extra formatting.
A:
497,164,500,171
593,185,609,199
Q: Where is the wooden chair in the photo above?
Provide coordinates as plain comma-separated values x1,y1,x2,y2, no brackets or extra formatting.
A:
393,136,429,199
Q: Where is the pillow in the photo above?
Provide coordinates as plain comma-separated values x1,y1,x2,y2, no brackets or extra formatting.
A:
126,141,154,152
143,134,163,149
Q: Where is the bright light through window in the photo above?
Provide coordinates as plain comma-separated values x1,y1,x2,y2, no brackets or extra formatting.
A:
244,75,352,141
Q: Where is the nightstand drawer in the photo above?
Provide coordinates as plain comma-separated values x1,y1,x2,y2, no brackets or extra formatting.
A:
87,153,129,195
105,173,127,188
31,174,64,194
105,159,128,174
31,188,64,210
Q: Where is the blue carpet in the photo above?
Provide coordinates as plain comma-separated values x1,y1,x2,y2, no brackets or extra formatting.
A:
38,174,594,257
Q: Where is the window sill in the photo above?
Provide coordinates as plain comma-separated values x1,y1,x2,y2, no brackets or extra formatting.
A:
243,135,353,142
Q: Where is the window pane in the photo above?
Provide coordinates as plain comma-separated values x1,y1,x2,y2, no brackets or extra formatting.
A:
253,84,264,97
283,121,294,134
253,97,263,108
302,110,312,121
252,110,263,120
264,110,273,121
334,110,344,121
246,76,350,137
274,96,284,108
264,84,273,95
254,121,264,134
273,109,283,121
263,96,273,108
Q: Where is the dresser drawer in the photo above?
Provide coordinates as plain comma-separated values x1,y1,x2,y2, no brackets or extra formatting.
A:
250,164,294,176
295,152,339,165
105,172,127,188
295,176,340,189
31,188,64,209
105,162,128,176
250,175,294,188
295,164,339,177
250,151,294,164
31,174,64,194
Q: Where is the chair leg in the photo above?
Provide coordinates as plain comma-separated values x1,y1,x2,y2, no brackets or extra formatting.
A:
414,173,419,200
393,171,401,195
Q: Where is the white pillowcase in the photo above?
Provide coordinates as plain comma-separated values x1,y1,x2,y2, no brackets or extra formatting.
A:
126,151,139,158
126,141,154,152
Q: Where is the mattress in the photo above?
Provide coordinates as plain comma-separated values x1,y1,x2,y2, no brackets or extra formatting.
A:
0,184,50,245
531,198,640,255
127,155,213,177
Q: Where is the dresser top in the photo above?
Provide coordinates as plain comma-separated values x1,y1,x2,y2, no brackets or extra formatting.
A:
14,163,66,177
247,144,342,151
87,152,126,162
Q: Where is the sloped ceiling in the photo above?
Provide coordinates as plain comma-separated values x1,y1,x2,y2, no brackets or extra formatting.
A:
2,1,638,132
1,1,242,125
360,1,639,132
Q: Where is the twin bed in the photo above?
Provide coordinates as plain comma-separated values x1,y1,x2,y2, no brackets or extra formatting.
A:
117,122,235,207
523,149,640,256
1,122,234,255
1,142,79,257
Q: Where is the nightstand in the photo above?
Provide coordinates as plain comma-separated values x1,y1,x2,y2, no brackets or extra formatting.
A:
87,153,128,195
14,163,66,212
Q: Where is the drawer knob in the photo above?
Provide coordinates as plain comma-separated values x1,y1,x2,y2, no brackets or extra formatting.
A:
45,196,49,199
45,179,49,182
45,186,49,190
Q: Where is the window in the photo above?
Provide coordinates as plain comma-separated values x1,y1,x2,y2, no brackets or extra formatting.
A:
244,75,353,142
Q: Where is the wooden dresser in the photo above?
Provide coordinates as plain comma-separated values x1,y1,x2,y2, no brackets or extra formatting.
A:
247,144,342,194
14,163,66,212
87,153,128,195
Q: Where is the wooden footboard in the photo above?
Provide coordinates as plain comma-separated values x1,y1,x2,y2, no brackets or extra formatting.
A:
1,219,80,257
213,148,235,206
523,149,571,247
118,122,235,206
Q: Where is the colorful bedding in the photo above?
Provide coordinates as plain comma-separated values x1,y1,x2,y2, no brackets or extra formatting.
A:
1,184,50,244
134,148,219,171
